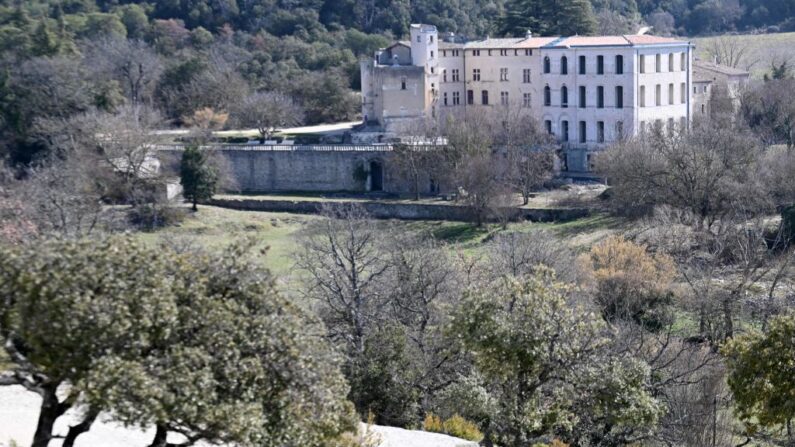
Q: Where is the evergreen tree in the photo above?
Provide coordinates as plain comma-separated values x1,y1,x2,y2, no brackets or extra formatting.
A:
180,145,218,211
499,0,597,36
31,21,60,57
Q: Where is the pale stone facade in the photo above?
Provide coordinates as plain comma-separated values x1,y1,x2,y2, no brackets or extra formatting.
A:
360,24,694,172
692,59,749,117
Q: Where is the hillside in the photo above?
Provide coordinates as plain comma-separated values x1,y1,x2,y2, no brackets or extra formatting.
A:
693,32,795,78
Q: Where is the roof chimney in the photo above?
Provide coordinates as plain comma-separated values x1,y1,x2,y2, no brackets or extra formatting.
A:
525,29,533,39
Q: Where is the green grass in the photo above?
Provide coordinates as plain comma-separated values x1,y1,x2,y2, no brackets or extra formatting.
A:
135,205,321,276
134,206,624,280
692,32,795,79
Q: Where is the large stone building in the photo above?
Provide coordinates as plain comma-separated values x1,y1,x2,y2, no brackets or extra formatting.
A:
692,59,750,117
360,24,694,172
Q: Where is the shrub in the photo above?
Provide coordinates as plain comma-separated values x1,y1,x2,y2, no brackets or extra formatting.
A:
422,413,483,442
442,414,483,442
582,236,676,331
128,204,186,230
422,413,444,433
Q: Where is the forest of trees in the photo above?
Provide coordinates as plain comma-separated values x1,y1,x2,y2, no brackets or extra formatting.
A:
1,0,793,165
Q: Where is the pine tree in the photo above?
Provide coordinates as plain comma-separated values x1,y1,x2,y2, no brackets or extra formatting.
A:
31,21,60,57
180,145,218,211
499,0,598,36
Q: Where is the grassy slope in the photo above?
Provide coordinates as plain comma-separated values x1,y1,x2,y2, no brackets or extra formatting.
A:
692,32,795,79
135,205,623,277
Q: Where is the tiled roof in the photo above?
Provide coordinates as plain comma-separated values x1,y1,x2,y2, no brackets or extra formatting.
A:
438,41,464,49
461,36,558,49
545,34,689,48
623,34,686,45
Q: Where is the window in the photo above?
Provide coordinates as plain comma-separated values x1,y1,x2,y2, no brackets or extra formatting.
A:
473,69,481,81
579,55,586,74
655,84,661,106
579,86,586,108
467,90,474,105
500,49,509,56
561,56,568,74
597,121,605,143
693,86,697,94
430,67,434,74
544,86,551,106
452,91,460,105
545,120,552,134
429,35,433,43
655,54,661,72
544,56,551,74
443,70,447,82
482,90,489,105
443,92,448,106
401,78,406,90
680,83,686,103
525,49,532,56
680,52,686,71
640,120,646,133
616,55,624,74
562,120,569,141
616,121,624,139
639,55,645,73
597,86,604,108
472,49,481,56
442,50,446,57
579,121,586,143
561,86,568,107
523,93,531,108
488,50,492,56
701,104,705,114
680,117,687,130
523,68,531,83
452,69,460,82
500,91,509,105
668,53,674,71
417,35,421,43
640,85,646,107
667,117,674,134
500,67,508,81
668,83,674,105
597,55,604,74
615,86,624,109
430,50,434,58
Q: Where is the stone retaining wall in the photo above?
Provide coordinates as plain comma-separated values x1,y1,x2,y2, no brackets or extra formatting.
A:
208,197,589,223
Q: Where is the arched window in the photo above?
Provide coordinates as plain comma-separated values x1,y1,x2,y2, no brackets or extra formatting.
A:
544,85,551,106
561,56,568,74
561,85,568,107
544,56,550,74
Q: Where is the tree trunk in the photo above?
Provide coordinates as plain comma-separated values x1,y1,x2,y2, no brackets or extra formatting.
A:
149,424,168,447
62,408,99,447
722,296,734,340
192,197,198,212
32,385,62,447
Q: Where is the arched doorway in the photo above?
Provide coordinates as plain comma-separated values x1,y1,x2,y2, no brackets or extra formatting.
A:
369,160,383,192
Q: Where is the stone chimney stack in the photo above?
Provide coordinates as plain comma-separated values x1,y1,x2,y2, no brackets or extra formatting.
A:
525,29,533,39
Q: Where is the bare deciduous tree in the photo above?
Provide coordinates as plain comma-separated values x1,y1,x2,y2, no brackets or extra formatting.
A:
295,203,390,356
85,38,164,107
231,91,304,143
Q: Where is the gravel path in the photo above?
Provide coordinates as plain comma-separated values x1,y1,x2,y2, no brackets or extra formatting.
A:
0,385,477,447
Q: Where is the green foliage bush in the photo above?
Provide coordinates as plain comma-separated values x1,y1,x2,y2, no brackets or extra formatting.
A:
128,204,186,230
